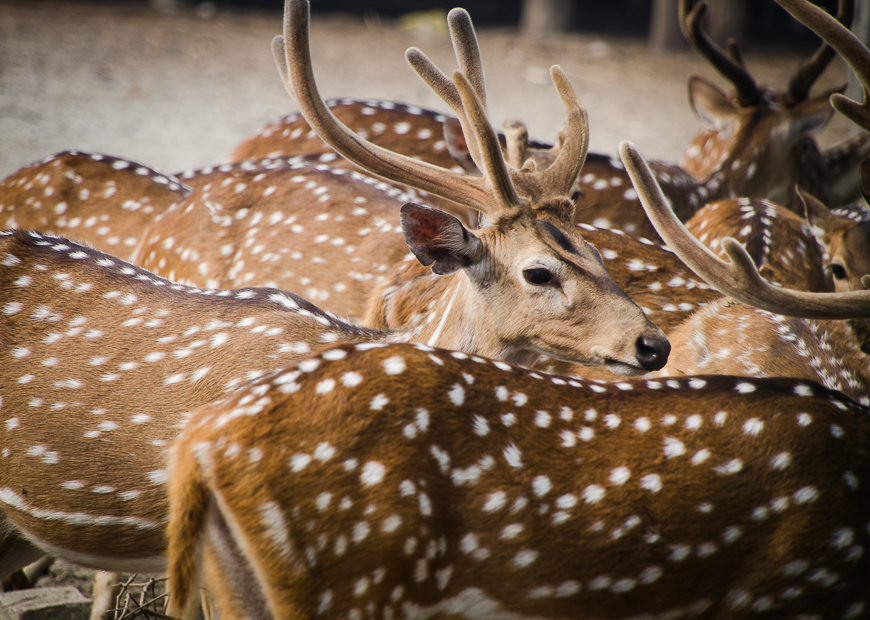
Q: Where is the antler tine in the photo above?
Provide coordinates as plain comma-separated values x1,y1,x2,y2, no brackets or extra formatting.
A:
454,70,525,218
447,9,487,107
776,0,870,131
406,48,526,220
535,66,589,200
405,46,483,167
620,141,870,319
786,0,854,104
679,0,760,106
275,0,492,212
725,38,745,66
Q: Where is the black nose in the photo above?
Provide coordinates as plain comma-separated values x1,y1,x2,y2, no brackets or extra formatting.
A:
635,335,670,371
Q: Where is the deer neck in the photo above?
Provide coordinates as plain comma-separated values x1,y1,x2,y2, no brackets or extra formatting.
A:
400,274,530,365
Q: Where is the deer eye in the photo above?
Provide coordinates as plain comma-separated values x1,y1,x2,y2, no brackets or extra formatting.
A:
828,264,847,280
523,268,552,285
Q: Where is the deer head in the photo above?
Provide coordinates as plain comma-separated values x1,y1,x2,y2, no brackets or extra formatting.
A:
679,0,852,211
267,0,669,373
804,183,870,294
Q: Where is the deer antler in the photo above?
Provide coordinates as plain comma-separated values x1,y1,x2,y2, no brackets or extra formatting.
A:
786,0,853,104
679,0,760,106
273,0,495,216
621,141,870,319
407,37,588,214
775,0,870,130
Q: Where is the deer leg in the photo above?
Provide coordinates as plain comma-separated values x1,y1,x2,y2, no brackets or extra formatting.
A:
0,530,44,581
89,571,121,620
201,502,274,620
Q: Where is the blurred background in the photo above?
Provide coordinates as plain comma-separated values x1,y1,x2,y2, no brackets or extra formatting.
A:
0,0,862,179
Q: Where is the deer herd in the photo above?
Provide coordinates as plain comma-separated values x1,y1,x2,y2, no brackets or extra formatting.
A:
2,0,870,618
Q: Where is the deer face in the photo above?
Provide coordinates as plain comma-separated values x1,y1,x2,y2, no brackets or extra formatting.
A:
821,222,870,293
401,204,670,374
686,78,833,210
803,190,870,293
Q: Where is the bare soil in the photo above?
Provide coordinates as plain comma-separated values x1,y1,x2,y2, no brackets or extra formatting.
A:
0,0,857,181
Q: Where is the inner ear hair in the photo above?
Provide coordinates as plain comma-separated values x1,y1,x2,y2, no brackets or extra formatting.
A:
400,203,482,275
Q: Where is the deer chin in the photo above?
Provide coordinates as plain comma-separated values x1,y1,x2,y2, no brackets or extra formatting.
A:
531,345,647,377
589,345,647,377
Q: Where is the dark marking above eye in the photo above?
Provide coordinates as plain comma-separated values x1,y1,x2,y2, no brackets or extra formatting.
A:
539,221,578,255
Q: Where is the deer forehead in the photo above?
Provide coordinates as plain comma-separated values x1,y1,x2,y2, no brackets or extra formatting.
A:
484,218,600,269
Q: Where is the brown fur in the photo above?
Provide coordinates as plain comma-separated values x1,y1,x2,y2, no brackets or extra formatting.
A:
685,198,828,292
0,151,189,260
167,342,870,619
661,298,870,407
0,229,378,577
804,190,870,293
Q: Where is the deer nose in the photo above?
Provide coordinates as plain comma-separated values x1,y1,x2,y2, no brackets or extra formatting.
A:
635,335,670,371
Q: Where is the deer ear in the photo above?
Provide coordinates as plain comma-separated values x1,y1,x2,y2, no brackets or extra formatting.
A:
401,203,482,275
688,76,739,136
800,187,842,237
443,117,480,174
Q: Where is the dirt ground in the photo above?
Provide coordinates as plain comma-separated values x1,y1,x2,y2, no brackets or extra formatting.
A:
0,0,858,182
0,0,862,612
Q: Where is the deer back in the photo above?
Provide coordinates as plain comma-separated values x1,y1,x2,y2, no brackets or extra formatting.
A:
0,151,189,260
230,99,456,168
133,159,419,318
685,198,828,292
167,341,870,620
0,229,378,574
660,298,870,406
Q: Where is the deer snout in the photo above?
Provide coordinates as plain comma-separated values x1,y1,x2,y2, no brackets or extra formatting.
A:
635,333,670,371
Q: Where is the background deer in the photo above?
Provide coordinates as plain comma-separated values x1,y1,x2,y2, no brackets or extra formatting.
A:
166,338,870,620
684,195,829,292
0,228,388,582
0,151,190,260
678,0,858,210
643,0,870,394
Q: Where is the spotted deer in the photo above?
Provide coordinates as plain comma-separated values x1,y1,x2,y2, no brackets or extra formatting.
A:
683,194,829,292
678,0,858,211
134,4,672,374
166,341,870,620
647,0,870,391
0,151,190,260
804,185,870,293
0,228,385,583
133,150,713,365
160,133,870,620
0,143,670,584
